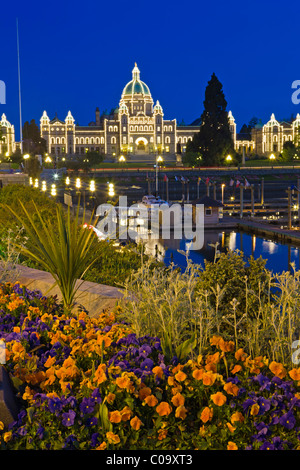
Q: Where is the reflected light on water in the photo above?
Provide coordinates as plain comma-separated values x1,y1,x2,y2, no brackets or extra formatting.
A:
228,231,237,251
262,240,278,255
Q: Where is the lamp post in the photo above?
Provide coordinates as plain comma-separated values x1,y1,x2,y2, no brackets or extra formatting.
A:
75,177,81,206
23,153,30,173
155,156,163,196
41,180,47,192
89,179,96,211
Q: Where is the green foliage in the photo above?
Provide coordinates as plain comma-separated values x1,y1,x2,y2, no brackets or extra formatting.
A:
120,249,300,366
23,119,47,155
190,74,235,166
280,141,297,162
197,250,270,320
3,200,100,312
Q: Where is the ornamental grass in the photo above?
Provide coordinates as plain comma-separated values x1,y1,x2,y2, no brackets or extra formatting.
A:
1,283,300,450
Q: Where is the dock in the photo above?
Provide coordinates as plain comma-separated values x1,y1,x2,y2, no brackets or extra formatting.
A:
236,219,300,245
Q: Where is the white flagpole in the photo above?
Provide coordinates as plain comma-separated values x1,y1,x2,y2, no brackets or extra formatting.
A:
16,18,23,154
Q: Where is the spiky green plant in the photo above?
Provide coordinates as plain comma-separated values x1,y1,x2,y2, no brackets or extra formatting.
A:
3,200,99,313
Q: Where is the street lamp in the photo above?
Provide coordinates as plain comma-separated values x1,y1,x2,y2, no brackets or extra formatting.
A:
75,177,81,190
41,180,47,192
226,155,232,163
34,178,39,188
269,153,276,161
108,182,115,198
89,179,96,192
51,184,56,197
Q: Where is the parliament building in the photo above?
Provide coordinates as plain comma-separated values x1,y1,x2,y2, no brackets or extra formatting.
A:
2,63,300,162
39,64,201,163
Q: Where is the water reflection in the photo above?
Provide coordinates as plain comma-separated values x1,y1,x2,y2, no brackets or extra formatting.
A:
140,230,300,274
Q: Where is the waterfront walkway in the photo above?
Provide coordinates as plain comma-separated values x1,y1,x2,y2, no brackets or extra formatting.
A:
236,219,300,244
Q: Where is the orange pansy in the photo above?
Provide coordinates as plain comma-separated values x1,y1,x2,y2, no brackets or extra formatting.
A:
250,404,260,416
171,393,185,407
289,368,300,381
202,370,217,386
269,361,287,379
227,441,238,450
138,386,152,400
130,416,143,431
230,411,244,424
192,368,204,380
175,370,187,382
152,366,164,379
156,402,172,416
211,391,227,406
144,394,158,407
116,375,131,390
175,405,187,420
109,410,122,423
200,406,213,423
231,365,242,374
106,432,120,444
224,382,239,396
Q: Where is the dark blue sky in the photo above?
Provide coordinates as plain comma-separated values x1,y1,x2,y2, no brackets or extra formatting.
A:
1,0,300,140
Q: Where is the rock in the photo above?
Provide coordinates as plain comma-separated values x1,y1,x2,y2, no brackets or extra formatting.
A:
0,366,20,427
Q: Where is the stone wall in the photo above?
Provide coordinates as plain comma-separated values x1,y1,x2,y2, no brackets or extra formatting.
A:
16,265,123,317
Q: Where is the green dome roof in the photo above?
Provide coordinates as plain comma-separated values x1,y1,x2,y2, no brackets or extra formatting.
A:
122,64,151,97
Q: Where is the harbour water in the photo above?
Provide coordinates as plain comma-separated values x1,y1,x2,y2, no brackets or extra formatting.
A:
141,229,300,274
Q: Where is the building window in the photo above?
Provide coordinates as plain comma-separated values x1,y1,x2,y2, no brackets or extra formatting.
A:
205,208,212,216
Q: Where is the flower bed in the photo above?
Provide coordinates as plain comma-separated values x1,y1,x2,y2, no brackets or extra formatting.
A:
1,282,300,450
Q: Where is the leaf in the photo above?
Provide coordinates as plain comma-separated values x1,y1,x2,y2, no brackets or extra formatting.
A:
175,332,197,361
27,406,35,424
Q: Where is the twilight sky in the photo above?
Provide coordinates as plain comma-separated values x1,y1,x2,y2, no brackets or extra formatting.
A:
1,0,300,140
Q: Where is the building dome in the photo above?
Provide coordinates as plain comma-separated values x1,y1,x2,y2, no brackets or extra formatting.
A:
122,63,151,97
0,113,12,128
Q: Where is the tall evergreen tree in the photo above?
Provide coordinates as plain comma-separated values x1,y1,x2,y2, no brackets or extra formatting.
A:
23,119,47,155
191,73,234,165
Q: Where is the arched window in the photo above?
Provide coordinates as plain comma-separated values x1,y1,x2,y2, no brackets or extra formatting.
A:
101,137,105,144
111,136,116,144
109,126,113,132
114,126,118,132
80,138,84,144
165,136,170,144
85,138,89,144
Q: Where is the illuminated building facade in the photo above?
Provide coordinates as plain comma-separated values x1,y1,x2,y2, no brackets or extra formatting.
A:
40,64,201,161
0,113,16,156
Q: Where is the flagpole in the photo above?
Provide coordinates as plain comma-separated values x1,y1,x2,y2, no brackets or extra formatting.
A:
16,18,23,154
